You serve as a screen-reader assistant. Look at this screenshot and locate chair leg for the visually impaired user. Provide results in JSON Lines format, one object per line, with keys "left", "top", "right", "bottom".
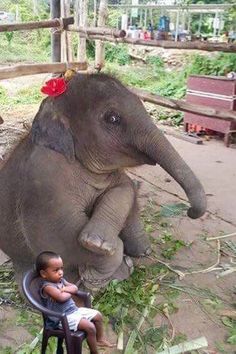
{"left": 56, "top": 338, "right": 64, "bottom": 354}
{"left": 41, "top": 331, "right": 49, "bottom": 354}
{"left": 73, "top": 338, "right": 83, "bottom": 354}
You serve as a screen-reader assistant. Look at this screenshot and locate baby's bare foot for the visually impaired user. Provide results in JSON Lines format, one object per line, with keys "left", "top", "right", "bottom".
{"left": 97, "top": 339, "right": 116, "bottom": 348}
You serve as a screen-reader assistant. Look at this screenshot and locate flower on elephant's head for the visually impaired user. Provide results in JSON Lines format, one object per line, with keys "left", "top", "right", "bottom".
{"left": 41, "top": 78, "right": 67, "bottom": 97}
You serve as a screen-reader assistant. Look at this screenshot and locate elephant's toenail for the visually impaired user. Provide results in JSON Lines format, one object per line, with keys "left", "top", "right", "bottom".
{"left": 145, "top": 247, "right": 152, "bottom": 256}
{"left": 82, "top": 234, "right": 103, "bottom": 248}
{"left": 102, "top": 242, "right": 115, "bottom": 255}
{"left": 124, "top": 255, "right": 133, "bottom": 268}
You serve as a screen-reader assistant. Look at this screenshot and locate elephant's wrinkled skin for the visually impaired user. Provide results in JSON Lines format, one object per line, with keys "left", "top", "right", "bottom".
{"left": 0, "top": 74, "right": 206, "bottom": 290}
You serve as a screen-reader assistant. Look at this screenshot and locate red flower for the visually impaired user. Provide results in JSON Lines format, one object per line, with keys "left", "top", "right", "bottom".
{"left": 41, "top": 78, "right": 67, "bottom": 97}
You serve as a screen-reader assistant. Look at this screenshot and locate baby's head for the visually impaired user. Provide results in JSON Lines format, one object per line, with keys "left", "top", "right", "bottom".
{"left": 35, "top": 251, "right": 64, "bottom": 283}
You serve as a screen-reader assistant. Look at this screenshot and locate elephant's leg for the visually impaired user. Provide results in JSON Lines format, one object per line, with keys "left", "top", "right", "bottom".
{"left": 79, "top": 181, "right": 135, "bottom": 256}
{"left": 13, "top": 258, "right": 35, "bottom": 293}
{"left": 119, "top": 198, "right": 151, "bottom": 257}
{"left": 78, "top": 238, "right": 133, "bottom": 291}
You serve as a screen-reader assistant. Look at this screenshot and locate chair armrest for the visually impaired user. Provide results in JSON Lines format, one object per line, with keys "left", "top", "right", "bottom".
{"left": 75, "top": 290, "right": 91, "bottom": 308}
{"left": 24, "top": 289, "right": 66, "bottom": 320}
{"left": 39, "top": 306, "right": 66, "bottom": 320}
{"left": 41, "top": 307, "right": 71, "bottom": 339}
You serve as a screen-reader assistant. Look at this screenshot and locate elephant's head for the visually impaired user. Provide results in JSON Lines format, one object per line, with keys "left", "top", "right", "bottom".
{"left": 31, "top": 73, "right": 206, "bottom": 219}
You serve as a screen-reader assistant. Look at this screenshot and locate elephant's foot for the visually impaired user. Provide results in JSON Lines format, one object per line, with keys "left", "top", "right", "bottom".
{"left": 123, "top": 235, "right": 152, "bottom": 257}
{"left": 79, "top": 232, "right": 116, "bottom": 255}
{"left": 13, "top": 261, "right": 33, "bottom": 294}
{"left": 78, "top": 255, "right": 133, "bottom": 294}
{"left": 76, "top": 278, "right": 102, "bottom": 295}
{"left": 112, "top": 255, "right": 134, "bottom": 280}
{"left": 78, "top": 268, "right": 113, "bottom": 294}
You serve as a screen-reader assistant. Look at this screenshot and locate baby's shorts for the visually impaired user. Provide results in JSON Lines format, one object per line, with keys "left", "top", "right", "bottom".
{"left": 59, "top": 308, "right": 99, "bottom": 331}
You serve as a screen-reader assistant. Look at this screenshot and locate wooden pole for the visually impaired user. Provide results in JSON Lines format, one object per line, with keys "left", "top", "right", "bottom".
{"left": 129, "top": 87, "right": 236, "bottom": 122}
{"left": 144, "top": 9, "right": 147, "bottom": 28}
{"left": 60, "top": 0, "right": 73, "bottom": 62}
{"left": 51, "top": 0, "right": 61, "bottom": 63}
{"left": 61, "top": 0, "right": 66, "bottom": 62}
{"left": 150, "top": 8, "right": 153, "bottom": 25}
{"left": 0, "top": 62, "right": 87, "bottom": 80}
{"left": 182, "top": 9, "right": 186, "bottom": 31}
{"left": 94, "top": 0, "right": 97, "bottom": 26}
{"left": 0, "top": 17, "right": 74, "bottom": 32}
{"left": 77, "top": 0, "right": 88, "bottom": 67}
{"left": 198, "top": 13, "right": 202, "bottom": 34}
{"left": 175, "top": 9, "right": 180, "bottom": 42}
{"left": 82, "top": 34, "right": 236, "bottom": 53}
{"left": 95, "top": 0, "right": 108, "bottom": 70}
{"left": 213, "top": 11, "right": 218, "bottom": 37}
{"left": 69, "top": 26, "right": 126, "bottom": 38}
{"left": 65, "top": 0, "right": 73, "bottom": 62}
{"left": 187, "top": 13, "right": 191, "bottom": 33}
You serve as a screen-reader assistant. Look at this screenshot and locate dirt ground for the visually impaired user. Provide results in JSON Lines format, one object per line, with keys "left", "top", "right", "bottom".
{"left": 0, "top": 74, "right": 236, "bottom": 353}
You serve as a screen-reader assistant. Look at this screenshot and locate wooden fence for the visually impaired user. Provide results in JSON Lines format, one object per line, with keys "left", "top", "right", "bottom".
{"left": 0, "top": 0, "right": 236, "bottom": 123}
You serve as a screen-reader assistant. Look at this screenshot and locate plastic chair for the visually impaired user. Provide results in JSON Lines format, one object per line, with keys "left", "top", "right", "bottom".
{"left": 22, "top": 269, "right": 91, "bottom": 354}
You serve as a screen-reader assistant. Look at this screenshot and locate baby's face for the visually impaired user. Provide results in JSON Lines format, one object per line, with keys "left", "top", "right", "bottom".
{"left": 41, "top": 257, "right": 64, "bottom": 283}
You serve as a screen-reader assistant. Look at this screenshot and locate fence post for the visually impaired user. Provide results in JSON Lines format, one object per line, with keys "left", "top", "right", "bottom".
{"left": 95, "top": 0, "right": 108, "bottom": 70}
{"left": 76, "top": 0, "right": 88, "bottom": 67}
{"left": 61, "top": 0, "right": 73, "bottom": 62}
{"left": 51, "top": 0, "right": 61, "bottom": 62}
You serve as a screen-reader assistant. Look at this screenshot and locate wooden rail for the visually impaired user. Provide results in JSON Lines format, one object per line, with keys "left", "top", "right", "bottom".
{"left": 81, "top": 34, "right": 236, "bottom": 53}
{"left": 0, "top": 62, "right": 87, "bottom": 80}
{"left": 0, "top": 17, "right": 74, "bottom": 33}
{"left": 69, "top": 26, "right": 126, "bottom": 38}
{"left": 130, "top": 87, "right": 236, "bottom": 122}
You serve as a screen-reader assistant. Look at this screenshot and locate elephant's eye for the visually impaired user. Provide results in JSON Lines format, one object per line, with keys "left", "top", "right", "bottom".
{"left": 104, "top": 111, "right": 121, "bottom": 125}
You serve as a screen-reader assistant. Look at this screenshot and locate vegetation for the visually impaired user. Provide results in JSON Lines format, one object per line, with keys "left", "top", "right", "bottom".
{"left": 1, "top": 201, "right": 235, "bottom": 353}
{"left": 104, "top": 49, "right": 236, "bottom": 97}
{"left": 0, "top": 83, "right": 43, "bottom": 107}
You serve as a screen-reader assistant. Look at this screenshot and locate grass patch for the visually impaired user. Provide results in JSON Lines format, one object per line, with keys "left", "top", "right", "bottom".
{"left": 0, "top": 31, "right": 50, "bottom": 63}
{"left": 141, "top": 199, "right": 164, "bottom": 234}
{"left": 141, "top": 199, "right": 188, "bottom": 260}
{"left": 159, "top": 232, "right": 187, "bottom": 260}
{"left": 221, "top": 317, "right": 236, "bottom": 345}
{"left": 93, "top": 264, "right": 181, "bottom": 352}
{"left": 0, "top": 83, "right": 43, "bottom": 107}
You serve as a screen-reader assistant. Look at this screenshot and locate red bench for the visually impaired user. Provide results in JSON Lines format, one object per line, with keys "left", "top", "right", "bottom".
{"left": 184, "top": 75, "right": 236, "bottom": 146}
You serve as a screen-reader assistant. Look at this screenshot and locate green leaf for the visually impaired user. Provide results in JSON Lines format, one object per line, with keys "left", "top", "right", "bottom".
{"left": 159, "top": 203, "right": 188, "bottom": 217}
{"left": 221, "top": 316, "right": 234, "bottom": 328}
{"left": 227, "top": 334, "right": 236, "bottom": 345}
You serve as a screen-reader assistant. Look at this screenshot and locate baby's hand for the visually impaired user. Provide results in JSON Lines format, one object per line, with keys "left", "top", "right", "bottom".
{"left": 60, "top": 287, "right": 65, "bottom": 292}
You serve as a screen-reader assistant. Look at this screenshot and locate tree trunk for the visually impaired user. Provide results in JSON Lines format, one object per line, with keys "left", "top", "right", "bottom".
{"left": 95, "top": 0, "right": 108, "bottom": 70}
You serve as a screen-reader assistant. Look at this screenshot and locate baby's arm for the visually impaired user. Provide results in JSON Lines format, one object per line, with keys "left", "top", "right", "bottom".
{"left": 61, "top": 279, "right": 78, "bottom": 294}
{"left": 43, "top": 285, "right": 72, "bottom": 302}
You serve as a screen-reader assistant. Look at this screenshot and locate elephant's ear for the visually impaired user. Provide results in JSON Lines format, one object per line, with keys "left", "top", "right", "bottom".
{"left": 31, "top": 99, "right": 75, "bottom": 162}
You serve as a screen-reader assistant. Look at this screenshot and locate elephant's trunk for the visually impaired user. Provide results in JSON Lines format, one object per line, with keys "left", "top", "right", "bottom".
{"left": 138, "top": 128, "right": 207, "bottom": 219}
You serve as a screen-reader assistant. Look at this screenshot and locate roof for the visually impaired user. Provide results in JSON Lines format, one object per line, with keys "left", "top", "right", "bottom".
{"left": 108, "top": 3, "right": 233, "bottom": 14}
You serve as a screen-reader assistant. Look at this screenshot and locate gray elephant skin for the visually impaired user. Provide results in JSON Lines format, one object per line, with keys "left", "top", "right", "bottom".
{"left": 0, "top": 73, "right": 206, "bottom": 290}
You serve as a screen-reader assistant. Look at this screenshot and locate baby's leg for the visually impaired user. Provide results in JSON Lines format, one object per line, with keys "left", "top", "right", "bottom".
{"left": 78, "top": 319, "right": 98, "bottom": 354}
{"left": 92, "top": 313, "right": 116, "bottom": 348}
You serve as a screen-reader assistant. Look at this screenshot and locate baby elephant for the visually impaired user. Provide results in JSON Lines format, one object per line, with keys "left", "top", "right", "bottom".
{"left": 0, "top": 73, "right": 206, "bottom": 291}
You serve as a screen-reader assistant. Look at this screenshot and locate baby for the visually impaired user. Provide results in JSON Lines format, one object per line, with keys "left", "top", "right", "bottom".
{"left": 36, "top": 251, "right": 115, "bottom": 354}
